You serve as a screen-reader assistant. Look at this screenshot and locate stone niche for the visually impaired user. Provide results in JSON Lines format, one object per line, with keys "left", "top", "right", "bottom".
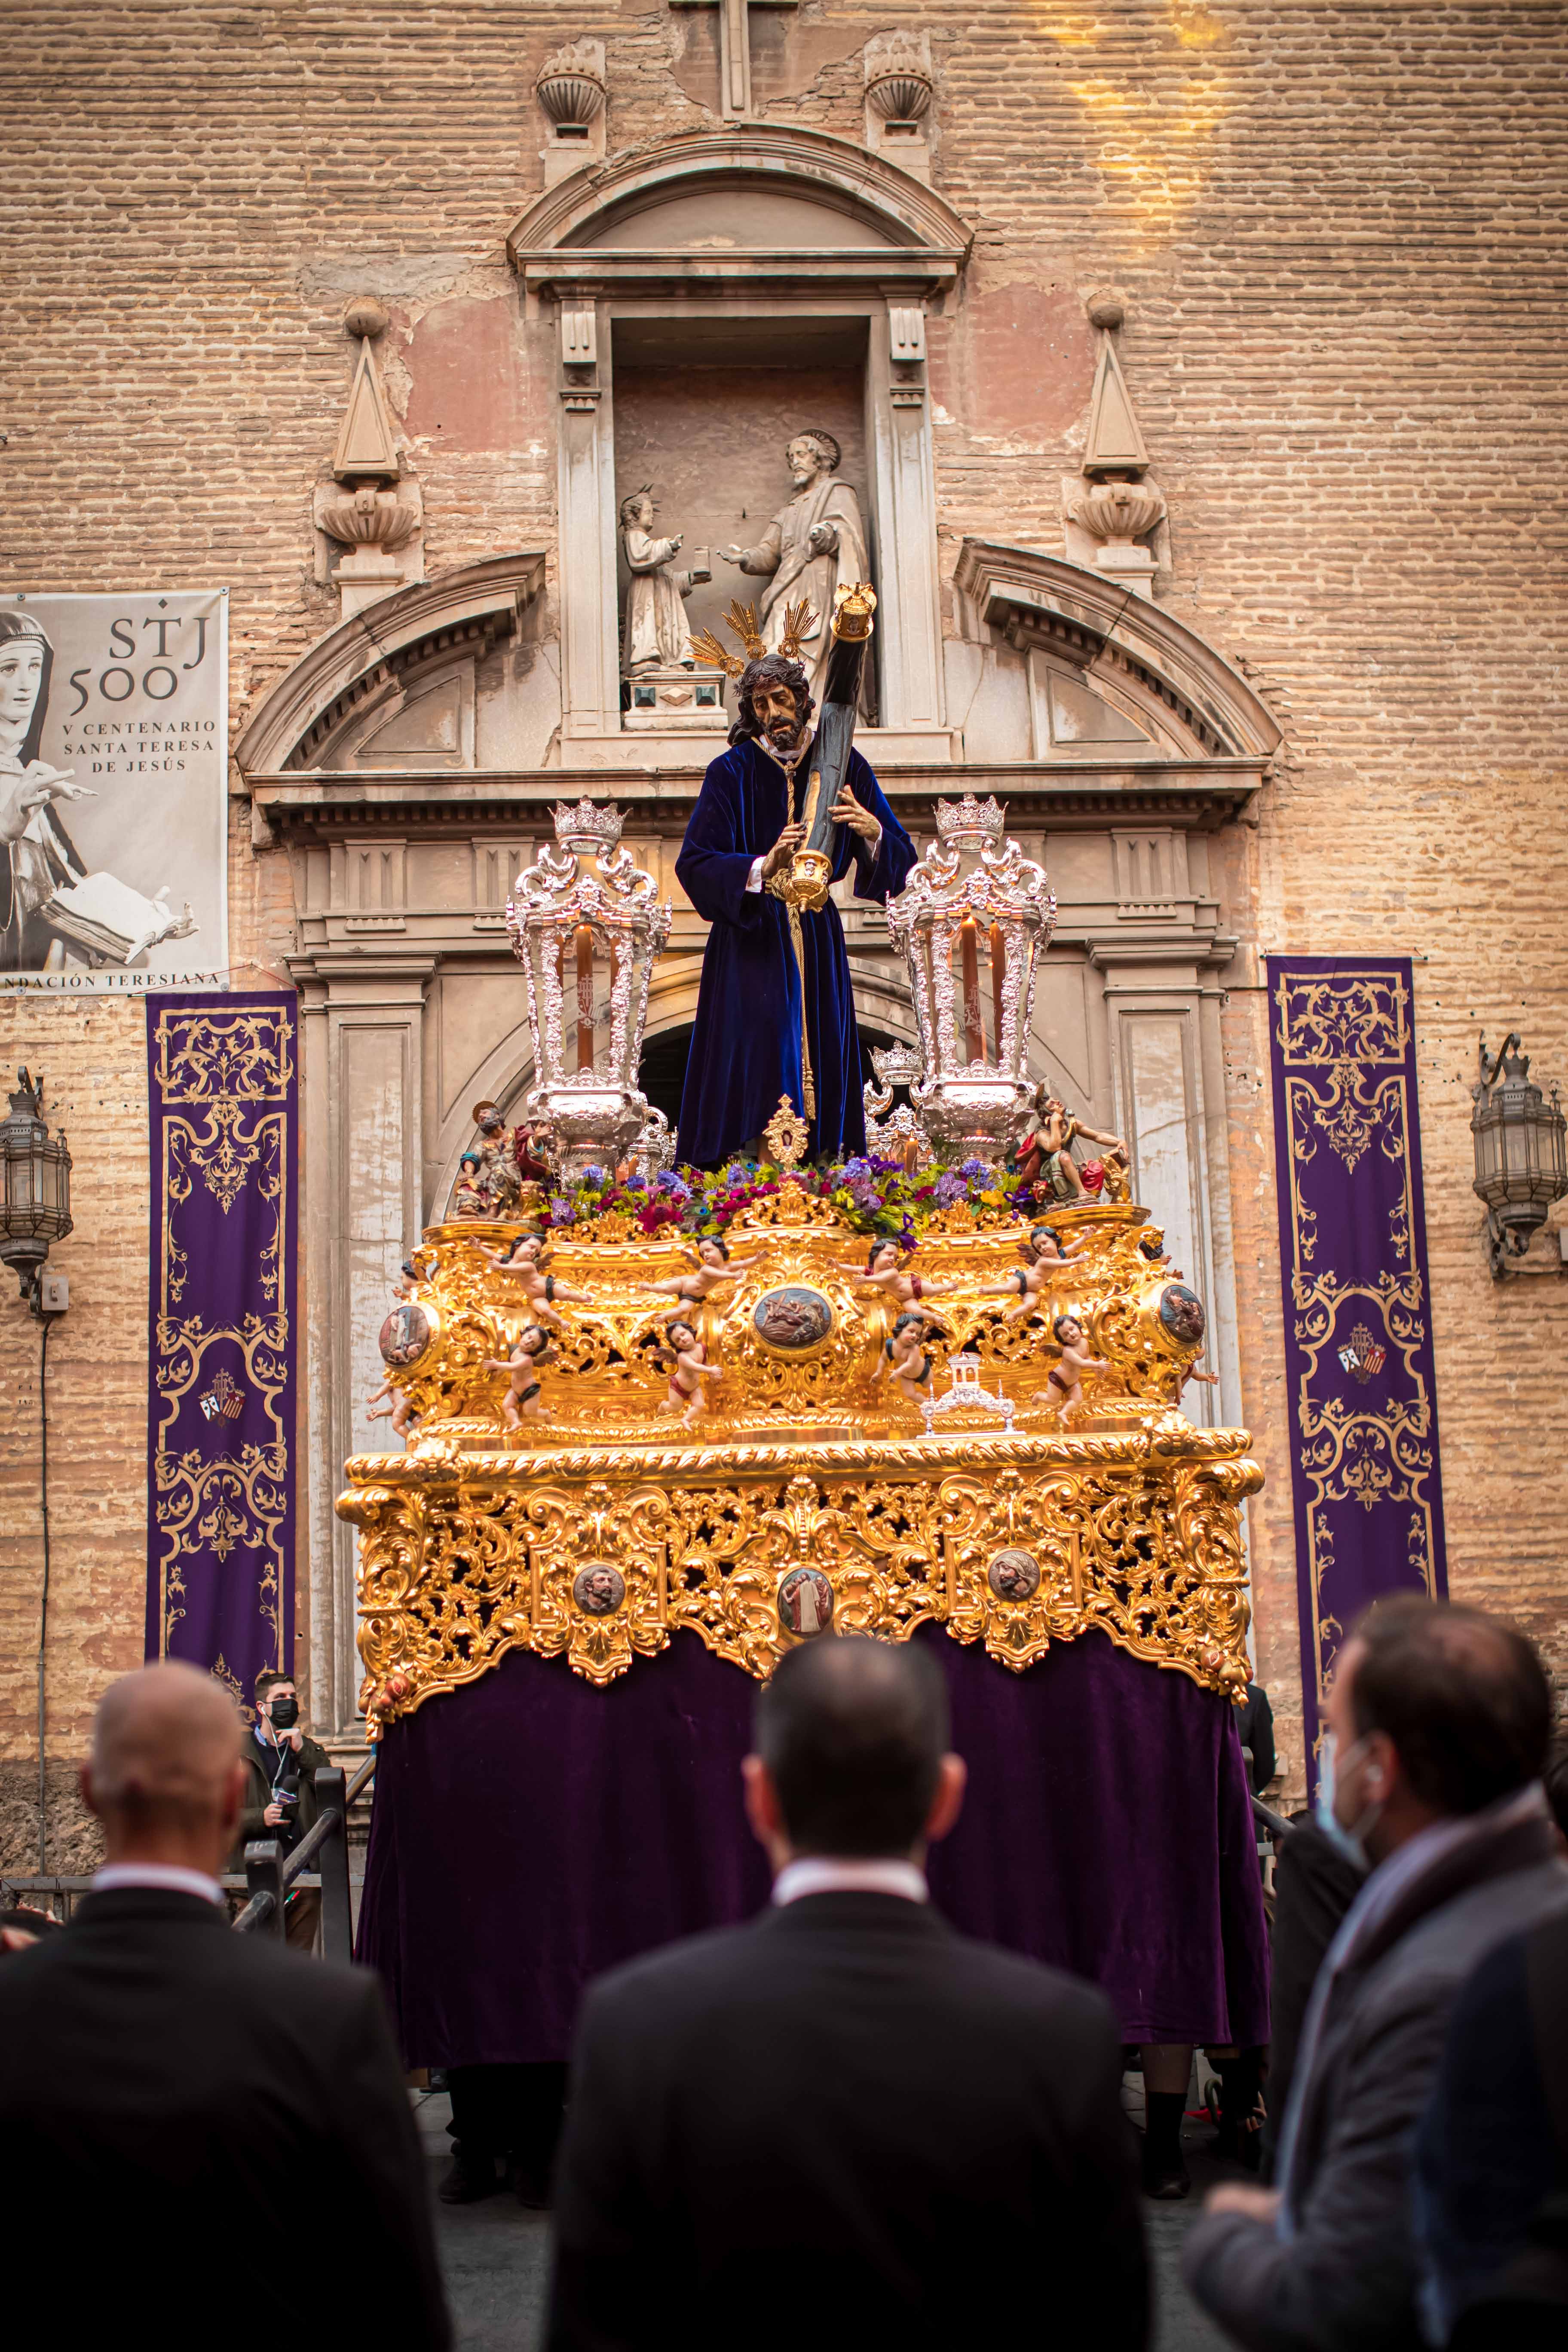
{"left": 507, "top": 124, "right": 972, "bottom": 763}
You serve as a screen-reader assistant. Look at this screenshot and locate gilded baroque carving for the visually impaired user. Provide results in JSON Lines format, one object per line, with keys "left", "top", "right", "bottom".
{"left": 340, "top": 1189, "right": 1259, "bottom": 1729}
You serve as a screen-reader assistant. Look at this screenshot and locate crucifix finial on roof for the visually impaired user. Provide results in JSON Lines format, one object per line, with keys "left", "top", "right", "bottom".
{"left": 670, "top": 0, "right": 799, "bottom": 122}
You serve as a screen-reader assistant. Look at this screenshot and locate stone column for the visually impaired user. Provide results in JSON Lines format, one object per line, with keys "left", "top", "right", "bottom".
{"left": 556, "top": 298, "right": 620, "bottom": 742}
{"left": 291, "top": 951, "right": 437, "bottom": 1733}
{"left": 867, "top": 300, "right": 945, "bottom": 731}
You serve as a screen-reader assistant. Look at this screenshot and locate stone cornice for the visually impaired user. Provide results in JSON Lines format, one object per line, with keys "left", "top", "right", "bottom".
{"left": 247, "top": 758, "right": 1265, "bottom": 847}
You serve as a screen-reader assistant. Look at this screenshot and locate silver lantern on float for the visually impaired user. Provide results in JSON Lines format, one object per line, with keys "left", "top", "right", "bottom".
{"left": 506, "top": 800, "right": 671, "bottom": 1180}
{"left": 885, "top": 795, "right": 1056, "bottom": 1164}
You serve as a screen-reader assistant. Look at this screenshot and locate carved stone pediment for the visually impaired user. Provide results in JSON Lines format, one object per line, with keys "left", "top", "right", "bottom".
{"left": 235, "top": 553, "right": 545, "bottom": 776}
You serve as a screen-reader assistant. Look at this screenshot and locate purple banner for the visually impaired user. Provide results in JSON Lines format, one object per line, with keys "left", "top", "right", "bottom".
{"left": 145, "top": 993, "right": 297, "bottom": 1709}
{"left": 1267, "top": 958, "right": 1448, "bottom": 1790}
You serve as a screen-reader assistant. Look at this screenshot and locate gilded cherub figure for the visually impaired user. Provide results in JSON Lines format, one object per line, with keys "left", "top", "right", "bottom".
{"left": 850, "top": 1237, "right": 962, "bottom": 1325}
{"left": 481, "top": 1323, "right": 553, "bottom": 1430}
{"left": 1046, "top": 1313, "right": 1107, "bottom": 1413}
{"left": 487, "top": 1232, "right": 590, "bottom": 1328}
{"left": 650, "top": 1233, "right": 766, "bottom": 1307}
{"left": 365, "top": 1379, "right": 419, "bottom": 1446}
{"left": 991, "top": 1221, "right": 1088, "bottom": 1321}
{"left": 875, "top": 1311, "right": 936, "bottom": 1406}
{"left": 657, "top": 1315, "right": 722, "bottom": 1430}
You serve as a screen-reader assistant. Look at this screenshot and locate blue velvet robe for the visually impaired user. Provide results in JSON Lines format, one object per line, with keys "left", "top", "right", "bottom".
{"left": 676, "top": 738, "right": 915, "bottom": 1167}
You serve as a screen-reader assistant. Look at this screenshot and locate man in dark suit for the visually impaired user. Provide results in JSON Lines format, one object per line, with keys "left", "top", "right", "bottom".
{"left": 548, "top": 1635, "right": 1148, "bottom": 2351}
{"left": 0, "top": 1661, "right": 450, "bottom": 2346}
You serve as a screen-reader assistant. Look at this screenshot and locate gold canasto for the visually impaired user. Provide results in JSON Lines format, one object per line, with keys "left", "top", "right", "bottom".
{"left": 339, "top": 1186, "right": 1260, "bottom": 1734}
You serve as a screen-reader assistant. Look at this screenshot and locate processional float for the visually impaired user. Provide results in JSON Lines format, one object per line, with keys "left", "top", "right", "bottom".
{"left": 340, "top": 594, "right": 1259, "bottom": 1733}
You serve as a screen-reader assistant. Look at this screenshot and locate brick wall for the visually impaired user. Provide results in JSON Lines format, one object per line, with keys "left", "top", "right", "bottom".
{"left": 3, "top": 3, "right": 1565, "bottom": 1794}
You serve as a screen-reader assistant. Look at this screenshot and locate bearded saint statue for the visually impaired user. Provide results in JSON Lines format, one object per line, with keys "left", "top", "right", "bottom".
{"left": 717, "top": 430, "right": 871, "bottom": 710}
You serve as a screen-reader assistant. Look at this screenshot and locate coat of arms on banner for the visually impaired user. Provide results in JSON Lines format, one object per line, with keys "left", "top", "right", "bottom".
{"left": 1337, "top": 1324, "right": 1387, "bottom": 1384}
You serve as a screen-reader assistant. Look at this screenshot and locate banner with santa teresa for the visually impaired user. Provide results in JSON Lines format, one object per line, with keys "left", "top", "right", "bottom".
{"left": 0, "top": 590, "right": 227, "bottom": 989}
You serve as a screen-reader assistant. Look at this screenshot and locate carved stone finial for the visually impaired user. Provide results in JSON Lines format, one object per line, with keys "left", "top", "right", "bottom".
{"left": 864, "top": 29, "right": 934, "bottom": 178}
{"left": 536, "top": 40, "right": 607, "bottom": 125}
{"left": 343, "top": 295, "right": 389, "bottom": 340}
{"left": 1081, "top": 336, "right": 1150, "bottom": 478}
{"left": 332, "top": 337, "right": 401, "bottom": 482}
{"left": 1087, "top": 297, "right": 1125, "bottom": 331}
{"left": 865, "top": 36, "right": 933, "bottom": 123}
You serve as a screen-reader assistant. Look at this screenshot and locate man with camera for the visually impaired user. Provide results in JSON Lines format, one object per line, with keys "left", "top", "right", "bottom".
{"left": 231, "top": 1669, "right": 331, "bottom": 1950}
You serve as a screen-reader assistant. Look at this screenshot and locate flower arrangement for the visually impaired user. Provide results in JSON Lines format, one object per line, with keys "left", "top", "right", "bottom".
{"left": 537, "top": 1151, "right": 1038, "bottom": 1240}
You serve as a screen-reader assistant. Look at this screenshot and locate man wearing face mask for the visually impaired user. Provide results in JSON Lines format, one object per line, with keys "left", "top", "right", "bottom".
{"left": 231, "top": 1670, "right": 332, "bottom": 1951}
{"left": 1184, "top": 1595, "right": 1568, "bottom": 2352}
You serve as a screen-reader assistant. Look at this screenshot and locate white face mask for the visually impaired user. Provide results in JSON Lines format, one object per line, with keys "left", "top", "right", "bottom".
{"left": 1315, "top": 1728, "right": 1379, "bottom": 1871}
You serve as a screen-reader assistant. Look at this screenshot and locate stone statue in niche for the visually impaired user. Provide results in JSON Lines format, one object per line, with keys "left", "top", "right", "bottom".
{"left": 619, "top": 487, "right": 709, "bottom": 674}
{"left": 718, "top": 431, "right": 870, "bottom": 704}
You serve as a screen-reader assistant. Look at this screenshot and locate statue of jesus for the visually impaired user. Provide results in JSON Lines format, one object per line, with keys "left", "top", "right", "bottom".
{"left": 717, "top": 431, "right": 870, "bottom": 708}
{"left": 675, "top": 628, "right": 914, "bottom": 1170}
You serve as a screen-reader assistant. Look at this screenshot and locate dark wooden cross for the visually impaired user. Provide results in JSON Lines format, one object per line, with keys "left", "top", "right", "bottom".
{"left": 670, "top": 0, "right": 798, "bottom": 121}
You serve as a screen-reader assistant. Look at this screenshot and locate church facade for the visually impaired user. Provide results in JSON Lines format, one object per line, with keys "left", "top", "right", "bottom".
{"left": 2, "top": 1, "right": 1565, "bottom": 1853}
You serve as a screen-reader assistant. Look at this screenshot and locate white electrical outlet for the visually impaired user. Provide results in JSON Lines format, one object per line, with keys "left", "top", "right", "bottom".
{"left": 38, "top": 1273, "right": 69, "bottom": 1314}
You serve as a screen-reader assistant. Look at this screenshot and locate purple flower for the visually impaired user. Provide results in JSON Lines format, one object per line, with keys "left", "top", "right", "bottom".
{"left": 842, "top": 1157, "right": 872, "bottom": 1182}
{"left": 580, "top": 1164, "right": 609, "bottom": 1189}
{"left": 548, "top": 1194, "right": 575, "bottom": 1225}
{"left": 847, "top": 1176, "right": 881, "bottom": 1209}
{"left": 655, "top": 1170, "right": 690, "bottom": 1198}
{"left": 958, "top": 1156, "right": 990, "bottom": 1180}
{"left": 934, "top": 1171, "right": 967, "bottom": 1207}
{"left": 622, "top": 1172, "right": 647, "bottom": 1193}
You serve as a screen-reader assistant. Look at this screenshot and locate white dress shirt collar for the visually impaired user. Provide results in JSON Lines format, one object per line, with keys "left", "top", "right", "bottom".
{"left": 92, "top": 1862, "right": 225, "bottom": 1907}
{"left": 772, "top": 1856, "right": 928, "bottom": 1907}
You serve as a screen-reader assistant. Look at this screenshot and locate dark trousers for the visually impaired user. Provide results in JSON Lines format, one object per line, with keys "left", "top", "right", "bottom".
{"left": 447, "top": 2061, "right": 567, "bottom": 2177}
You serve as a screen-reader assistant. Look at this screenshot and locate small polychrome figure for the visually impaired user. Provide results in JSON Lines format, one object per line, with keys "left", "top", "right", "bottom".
{"left": 391, "top": 1256, "right": 423, "bottom": 1302}
{"left": 1017, "top": 1092, "right": 1128, "bottom": 1202}
{"left": 365, "top": 1380, "right": 419, "bottom": 1446}
{"left": 450, "top": 1152, "right": 489, "bottom": 1219}
{"left": 851, "top": 1237, "right": 960, "bottom": 1323}
{"left": 1046, "top": 1313, "right": 1107, "bottom": 1413}
{"left": 1179, "top": 1354, "right": 1221, "bottom": 1402}
{"left": 876, "top": 1311, "right": 935, "bottom": 1406}
{"left": 487, "top": 1232, "right": 589, "bottom": 1327}
{"left": 481, "top": 1324, "right": 553, "bottom": 1430}
{"left": 658, "top": 1316, "right": 721, "bottom": 1430}
{"left": 651, "top": 1234, "right": 765, "bottom": 1306}
{"left": 994, "top": 1222, "right": 1087, "bottom": 1320}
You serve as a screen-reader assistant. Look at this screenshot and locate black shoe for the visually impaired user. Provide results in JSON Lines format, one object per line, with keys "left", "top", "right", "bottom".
{"left": 512, "top": 2162, "right": 553, "bottom": 2211}
{"left": 1141, "top": 2144, "right": 1191, "bottom": 2200}
{"left": 439, "top": 2151, "right": 501, "bottom": 2205}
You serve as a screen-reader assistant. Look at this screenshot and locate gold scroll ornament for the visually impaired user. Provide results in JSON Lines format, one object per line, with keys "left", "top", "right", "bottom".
{"left": 338, "top": 1191, "right": 1262, "bottom": 1732}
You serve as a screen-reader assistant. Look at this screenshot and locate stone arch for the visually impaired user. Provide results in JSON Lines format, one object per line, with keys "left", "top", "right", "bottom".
{"left": 506, "top": 124, "right": 973, "bottom": 286}
{"left": 953, "top": 539, "right": 1282, "bottom": 763}
{"left": 234, "top": 553, "right": 545, "bottom": 776}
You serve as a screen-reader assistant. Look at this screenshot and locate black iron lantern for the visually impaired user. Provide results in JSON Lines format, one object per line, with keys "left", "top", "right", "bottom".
{"left": 0, "top": 1069, "right": 73, "bottom": 1307}
{"left": 1470, "top": 1033, "right": 1568, "bottom": 1277}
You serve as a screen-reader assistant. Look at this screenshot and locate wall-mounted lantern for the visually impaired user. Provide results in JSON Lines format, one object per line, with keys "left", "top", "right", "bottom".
{"left": 1470, "top": 1033, "right": 1568, "bottom": 1277}
{"left": 0, "top": 1069, "right": 73, "bottom": 1314}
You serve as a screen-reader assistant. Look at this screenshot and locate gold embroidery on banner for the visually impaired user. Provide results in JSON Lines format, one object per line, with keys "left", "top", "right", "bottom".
{"left": 152, "top": 1008, "right": 294, "bottom": 1672}
{"left": 1274, "top": 969, "right": 1440, "bottom": 1710}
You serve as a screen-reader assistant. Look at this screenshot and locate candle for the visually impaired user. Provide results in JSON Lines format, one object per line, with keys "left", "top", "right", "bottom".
{"left": 960, "top": 917, "right": 984, "bottom": 1065}
{"left": 575, "top": 925, "right": 594, "bottom": 1074}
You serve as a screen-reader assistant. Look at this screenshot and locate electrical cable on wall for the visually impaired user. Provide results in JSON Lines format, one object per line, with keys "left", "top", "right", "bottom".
{"left": 36, "top": 1314, "right": 52, "bottom": 1876}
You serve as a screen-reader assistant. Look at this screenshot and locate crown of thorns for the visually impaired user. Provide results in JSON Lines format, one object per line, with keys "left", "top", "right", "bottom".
{"left": 688, "top": 597, "right": 816, "bottom": 679}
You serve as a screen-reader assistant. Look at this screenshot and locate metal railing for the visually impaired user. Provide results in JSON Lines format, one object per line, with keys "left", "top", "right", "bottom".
{"left": 3, "top": 1752, "right": 377, "bottom": 1960}
{"left": 233, "top": 1753, "right": 377, "bottom": 1959}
